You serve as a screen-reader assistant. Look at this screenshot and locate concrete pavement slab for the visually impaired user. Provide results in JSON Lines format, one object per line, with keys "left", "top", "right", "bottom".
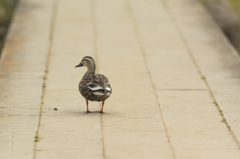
{"left": 0, "top": 0, "right": 53, "bottom": 158}
{"left": 1, "top": 0, "right": 240, "bottom": 158}
{"left": 34, "top": 0, "right": 103, "bottom": 158}
{"left": 95, "top": 0, "right": 174, "bottom": 158}
{"left": 165, "top": 0, "right": 240, "bottom": 146}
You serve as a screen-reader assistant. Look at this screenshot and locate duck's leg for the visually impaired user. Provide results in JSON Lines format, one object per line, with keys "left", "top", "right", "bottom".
{"left": 100, "top": 101, "right": 105, "bottom": 113}
{"left": 85, "top": 100, "right": 93, "bottom": 113}
{"left": 92, "top": 101, "right": 105, "bottom": 113}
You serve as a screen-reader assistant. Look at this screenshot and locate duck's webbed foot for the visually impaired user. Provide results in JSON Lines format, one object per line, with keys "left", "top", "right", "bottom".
{"left": 91, "top": 111, "right": 105, "bottom": 114}
{"left": 84, "top": 110, "right": 94, "bottom": 113}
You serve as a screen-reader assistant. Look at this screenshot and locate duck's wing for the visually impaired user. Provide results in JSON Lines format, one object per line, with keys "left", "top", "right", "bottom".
{"left": 86, "top": 74, "right": 112, "bottom": 96}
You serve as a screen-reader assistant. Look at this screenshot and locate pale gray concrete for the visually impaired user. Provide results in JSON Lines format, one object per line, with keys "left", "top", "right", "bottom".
{"left": 0, "top": 0, "right": 240, "bottom": 159}
{"left": 0, "top": 0, "right": 53, "bottom": 158}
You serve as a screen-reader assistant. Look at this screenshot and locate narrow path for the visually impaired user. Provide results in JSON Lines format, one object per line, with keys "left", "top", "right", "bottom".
{"left": 0, "top": 0, "right": 54, "bottom": 158}
{"left": 33, "top": 0, "right": 58, "bottom": 158}
{"left": 161, "top": 0, "right": 240, "bottom": 149}
{"left": 126, "top": 1, "right": 176, "bottom": 158}
{"left": 90, "top": 0, "right": 107, "bottom": 158}
{"left": 34, "top": 0, "right": 103, "bottom": 158}
{"left": 0, "top": 0, "right": 240, "bottom": 159}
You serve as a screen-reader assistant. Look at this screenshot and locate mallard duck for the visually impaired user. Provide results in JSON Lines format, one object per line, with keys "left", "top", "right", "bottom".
{"left": 74, "top": 56, "right": 112, "bottom": 113}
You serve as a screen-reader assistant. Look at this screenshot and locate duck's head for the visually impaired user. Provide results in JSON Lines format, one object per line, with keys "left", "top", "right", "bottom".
{"left": 75, "top": 56, "right": 96, "bottom": 72}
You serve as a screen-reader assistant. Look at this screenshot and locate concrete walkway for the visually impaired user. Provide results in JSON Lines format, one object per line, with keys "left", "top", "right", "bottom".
{"left": 0, "top": 0, "right": 240, "bottom": 158}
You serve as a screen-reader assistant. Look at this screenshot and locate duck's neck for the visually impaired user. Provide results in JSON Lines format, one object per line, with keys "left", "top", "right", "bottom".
{"left": 86, "top": 63, "right": 96, "bottom": 74}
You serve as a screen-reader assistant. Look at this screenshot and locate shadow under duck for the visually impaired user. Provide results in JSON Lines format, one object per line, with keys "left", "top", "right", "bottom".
{"left": 75, "top": 56, "right": 112, "bottom": 113}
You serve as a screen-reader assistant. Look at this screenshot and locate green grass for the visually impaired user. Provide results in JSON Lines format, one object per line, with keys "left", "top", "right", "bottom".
{"left": 213, "top": 101, "right": 231, "bottom": 131}
{"left": 229, "top": 0, "right": 240, "bottom": 17}
{"left": 201, "top": 0, "right": 240, "bottom": 54}
{"left": 0, "top": 0, "right": 17, "bottom": 53}
{"left": 0, "top": 0, "right": 14, "bottom": 16}
{"left": 227, "top": 0, "right": 240, "bottom": 53}
{"left": 201, "top": 0, "right": 240, "bottom": 21}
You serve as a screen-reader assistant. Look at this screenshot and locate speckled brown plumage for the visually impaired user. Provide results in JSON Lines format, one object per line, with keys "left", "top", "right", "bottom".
{"left": 75, "top": 56, "right": 112, "bottom": 113}
{"left": 79, "top": 73, "right": 111, "bottom": 102}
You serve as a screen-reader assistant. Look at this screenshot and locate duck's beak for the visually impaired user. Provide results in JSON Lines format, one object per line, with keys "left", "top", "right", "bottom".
{"left": 74, "top": 63, "right": 83, "bottom": 68}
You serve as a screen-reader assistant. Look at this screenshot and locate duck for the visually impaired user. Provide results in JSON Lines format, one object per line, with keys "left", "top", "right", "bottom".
{"left": 74, "top": 56, "right": 112, "bottom": 113}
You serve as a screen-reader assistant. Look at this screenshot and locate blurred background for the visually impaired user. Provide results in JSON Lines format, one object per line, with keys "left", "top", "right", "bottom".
{"left": 0, "top": 0, "right": 240, "bottom": 56}
{"left": 202, "top": 0, "right": 240, "bottom": 54}
{"left": 0, "top": 0, "right": 17, "bottom": 53}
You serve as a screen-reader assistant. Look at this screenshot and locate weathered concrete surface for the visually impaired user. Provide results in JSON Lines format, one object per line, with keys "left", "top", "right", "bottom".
{"left": 95, "top": 0, "right": 173, "bottom": 158}
{"left": 35, "top": 0, "right": 103, "bottom": 158}
{"left": 0, "top": 0, "right": 53, "bottom": 158}
{"left": 130, "top": 0, "right": 240, "bottom": 158}
{"left": 0, "top": 0, "right": 240, "bottom": 159}
{"left": 165, "top": 0, "right": 240, "bottom": 146}
{"left": 157, "top": 90, "right": 240, "bottom": 158}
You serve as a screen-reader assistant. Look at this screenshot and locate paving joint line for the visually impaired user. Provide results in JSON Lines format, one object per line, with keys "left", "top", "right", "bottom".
{"left": 156, "top": 89, "right": 208, "bottom": 91}
{"left": 12, "top": 132, "right": 14, "bottom": 158}
{"left": 160, "top": 0, "right": 240, "bottom": 149}
{"left": 90, "top": 0, "right": 106, "bottom": 158}
{"left": 126, "top": 0, "right": 176, "bottom": 158}
{"left": 33, "top": 0, "right": 58, "bottom": 158}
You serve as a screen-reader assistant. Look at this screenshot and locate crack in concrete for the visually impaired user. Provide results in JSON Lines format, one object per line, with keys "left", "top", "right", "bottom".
{"left": 126, "top": 0, "right": 177, "bottom": 159}
{"left": 90, "top": 0, "right": 106, "bottom": 159}
{"left": 12, "top": 132, "right": 14, "bottom": 159}
{"left": 156, "top": 89, "right": 208, "bottom": 91}
{"left": 160, "top": 0, "right": 240, "bottom": 150}
{"left": 33, "top": 0, "right": 58, "bottom": 158}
